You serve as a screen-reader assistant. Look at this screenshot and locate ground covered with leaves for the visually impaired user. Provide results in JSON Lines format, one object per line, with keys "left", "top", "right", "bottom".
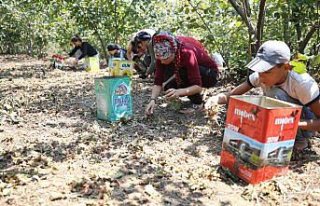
{"left": 0, "top": 55, "right": 320, "bottom": 206}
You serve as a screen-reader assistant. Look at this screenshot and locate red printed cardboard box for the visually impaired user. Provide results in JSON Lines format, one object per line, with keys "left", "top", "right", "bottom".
{"left": 220, "top": 95, "right": 302, "bottom": 184}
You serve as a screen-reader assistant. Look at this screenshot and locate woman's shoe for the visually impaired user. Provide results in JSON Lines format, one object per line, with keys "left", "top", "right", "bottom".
{"left": 179, "top": 103, "right": 204, "bottom": 114}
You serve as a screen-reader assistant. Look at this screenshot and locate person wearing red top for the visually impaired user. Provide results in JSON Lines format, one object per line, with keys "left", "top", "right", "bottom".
{"left": 176, "top": 36, "right": 209, "bottom": 54}
{"left": 145, "top": 32, "right": 219, "bottom": 115}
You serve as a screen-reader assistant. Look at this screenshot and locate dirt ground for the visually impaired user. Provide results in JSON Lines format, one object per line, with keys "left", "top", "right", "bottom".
{"left": 0, "top": 55, "right": 320, "bottom": 206}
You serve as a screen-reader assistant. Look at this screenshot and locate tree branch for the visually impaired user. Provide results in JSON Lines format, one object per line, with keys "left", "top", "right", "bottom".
{"left": 120, "top": 0, "right": 135, "bottom": 31}
{"left": 243, "top": 0, "right": 251, "bottom": 17}
{"left": 282, "top": 1, "right": 290, "bottom": 43}
{"left": 186, "top": 0, "right": 218, "bottom": 46}
{"left": 298, "top": 23, "right": 320, "bottom": 53}
{"left": 228, "top": 0, "right": 256, "bottom": 38}
{"left": 256, "top": 0, "right": 266, "bottom": 48}
{"left": 114, "top": 0, "right": 118, "bottom": 43}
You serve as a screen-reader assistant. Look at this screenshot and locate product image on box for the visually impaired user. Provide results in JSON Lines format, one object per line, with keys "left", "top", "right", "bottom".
{"left": 223, "top": 128, "right": 294, "bottom": 168}
{"left": 220, "top": 96, "right": 302, "bottom": 184}
{"left": 110, "top": 58, "right": 134, "bottom": 77}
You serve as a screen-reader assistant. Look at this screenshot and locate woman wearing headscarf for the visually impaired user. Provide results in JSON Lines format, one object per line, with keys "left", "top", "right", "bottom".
{"left": 127, "top": 29, "right": 156, "bottom": 77}
{"left": 145, "top": 32, "right": 219, "bottom": 115}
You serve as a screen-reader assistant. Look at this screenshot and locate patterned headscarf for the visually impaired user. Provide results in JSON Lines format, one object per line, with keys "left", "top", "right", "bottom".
{"left": 153, "top": 32, "right": 183, "bottom": 85}
{"left": 153, "top": 32, "right": 177, "bottom": 60}
{"left": 154, "top": 41, "right": 173, "bottom": 60}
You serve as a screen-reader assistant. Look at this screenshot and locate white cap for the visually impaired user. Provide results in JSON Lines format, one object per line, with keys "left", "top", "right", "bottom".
{"left": 246, "top": 40, "right": 291, "bottom": 72}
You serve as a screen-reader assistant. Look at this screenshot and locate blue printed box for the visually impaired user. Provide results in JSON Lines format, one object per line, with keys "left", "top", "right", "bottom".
{"left": 94, "top": 76, "right": 133, "bottom": 122}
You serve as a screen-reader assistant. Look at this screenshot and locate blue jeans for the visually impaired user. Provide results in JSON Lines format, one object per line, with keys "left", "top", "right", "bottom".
{"left": 265, "top": 87, "right": 315, "bottom": 141}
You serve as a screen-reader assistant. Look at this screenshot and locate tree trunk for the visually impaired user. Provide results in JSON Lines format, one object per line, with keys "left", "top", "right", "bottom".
{"left": 228, "top": 0, "right": 256, "bottom": 38}
{"left": 87, "top": 12, "right": 108, "bottom": 63}
{"left": 298, "top": 24, "right": 319, "bottom": 53}
{"left": 255, "top": 0, "right": 266, "bottom": 52}
{"left": 292, "top": 6, "right": 302, "bottom": 42}
{"left": 228, "top": 0, "right": 258, "bottom": 58}
{"left": 247, "top": 33, "right": 254, "bottom": 77}
{"left": 27, "top": 23, "right": 33, "bottom": 56}
{"left": 114, "top": 0, "right": 118, "bottom": 43}
{"left": 94, "top": 29, "right": 108, "bottom": 63}
{"left": 282, "top": 2, "right": 290, "bottom": 44}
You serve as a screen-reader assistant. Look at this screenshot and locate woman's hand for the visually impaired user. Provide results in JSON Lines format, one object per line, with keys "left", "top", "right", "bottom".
{"left": 145, "top": 85, "right": 162, "bottom": 116}
{"left": 164, "top": 88, "right": 182, "bottom": 100}
{"left": 65, "top": 57, "right": 78, "bottom": 66}
{"left": 145, "top": 100, "right": 156, "bottom": 116}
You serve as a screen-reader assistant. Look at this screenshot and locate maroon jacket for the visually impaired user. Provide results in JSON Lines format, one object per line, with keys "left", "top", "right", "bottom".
{"left": 154, "top": 41, "right": 218, "bottom": 87}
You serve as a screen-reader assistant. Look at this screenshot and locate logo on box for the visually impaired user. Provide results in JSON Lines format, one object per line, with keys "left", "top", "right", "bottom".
{"left": 234, "top": 108, "right": 256, "bottom": 121}
{"left": 274, "top": 117, "right": 294, "bottom": 125}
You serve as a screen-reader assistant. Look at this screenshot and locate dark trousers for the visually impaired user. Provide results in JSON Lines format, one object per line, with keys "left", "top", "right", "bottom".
{"left": 163, "top": 66, "right": 218, "bottom": 104}
{"left": 133, "top": 54, "right": 151, "bottom": 77}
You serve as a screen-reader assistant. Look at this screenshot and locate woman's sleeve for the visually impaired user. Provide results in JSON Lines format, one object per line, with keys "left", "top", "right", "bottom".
{"left": 68, "top": 47, "right": 77, "bottom": 57}
{"left": 154, "top": 61, "right": 165, "bottom": 86}
{"left": 182, "top": 50, "right": 202, "bottom": 86}
{"left": 147, "top": 43, "right": 156, "bottom": 74}
{"left": 77, "top": 43, "right": 88, "bottom": 60}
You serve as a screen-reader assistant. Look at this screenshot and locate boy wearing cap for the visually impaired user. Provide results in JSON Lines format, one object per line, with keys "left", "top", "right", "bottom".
{"left": 205, "top": 40, "right": 320, "bottom": 151}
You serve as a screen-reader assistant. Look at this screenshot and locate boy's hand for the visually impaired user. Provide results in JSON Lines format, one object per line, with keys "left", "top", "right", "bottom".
{"left": 205, "top": 94, "right": 227, "bottom": 110}
{"left": 298, "top": 120, "right": 309, "bottom": 130}
{"left": 65, "top": 57, "right": 78, "bottom": 66}
{"left": 164, "top": 88, "right": 181, "bottom": 100}
{"left": 205, "top": 96, "right": 219, "bottom": 110}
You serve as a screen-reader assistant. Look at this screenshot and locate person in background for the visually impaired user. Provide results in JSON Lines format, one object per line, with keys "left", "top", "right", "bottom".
{"left": 176, "top": 36, "right": 209, "bottom": 54}
{"left": 127, "top": 29, "right": 156, "bottom": 77}
{"left": 145, "top": 32, "right": 219, "bottom": 115}
{"left": 205, "top": 40, "right": 320, "bottom": 152}
{"left": 67, "top": 35, "right": 100, "bottom": 72}
{"left": 107, "top": 43, "right": 128, "bottom": 68}
{"left": 211, "top": 52, "right": 226, "bottom": 70}
{"left": 107, "top": 43, "right": 127, "bottom": 59}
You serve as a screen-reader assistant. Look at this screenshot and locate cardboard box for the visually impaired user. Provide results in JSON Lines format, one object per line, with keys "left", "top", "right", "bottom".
{"left": 110, "top": 58, "right": 134, "bottom": 77}
{"left": 220, "top": 96, "right": 302, "bottom": 184}
{"left": 85, "top": 55, "right": 100, "bottom": 73}
{"left": 95, "top": 76, "right": 133, "bottom": 122}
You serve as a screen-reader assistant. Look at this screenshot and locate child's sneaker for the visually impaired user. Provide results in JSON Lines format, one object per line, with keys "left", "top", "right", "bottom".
{"left": 293, "top": 138, "right": 310, "bottom": 152}
{"left": 291, "top": 138, "right": 314, "bottom": 161}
